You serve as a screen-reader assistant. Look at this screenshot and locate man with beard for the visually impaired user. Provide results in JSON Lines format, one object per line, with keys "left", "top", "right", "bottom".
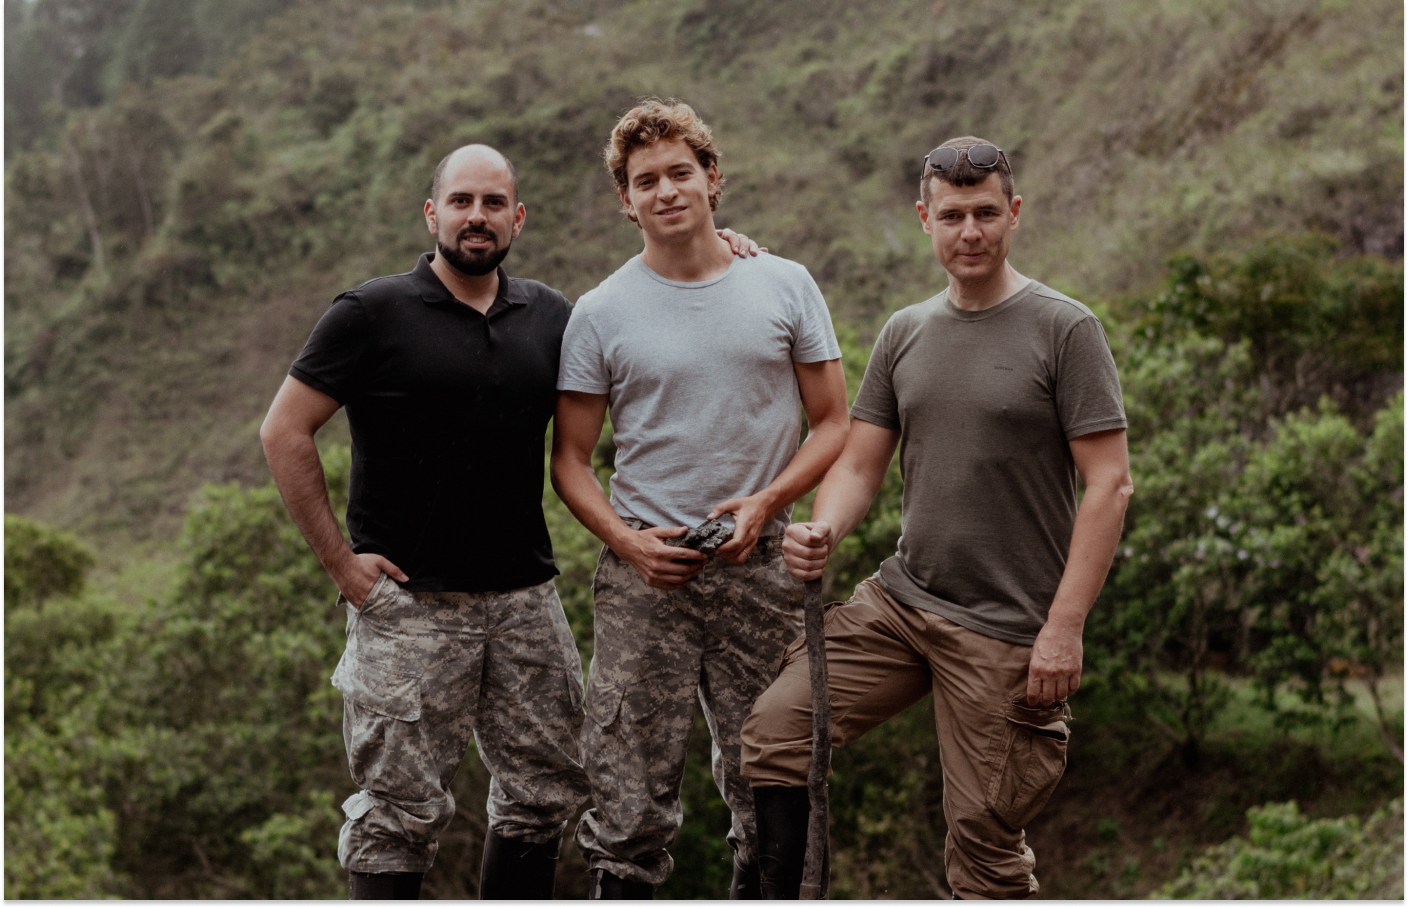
{"left": 260, "top": 144, "right": 760, "bottom": 900}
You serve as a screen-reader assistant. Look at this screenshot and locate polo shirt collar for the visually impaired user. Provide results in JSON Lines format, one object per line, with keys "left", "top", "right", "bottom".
{"left": 412, "top": 252, "right": 524, "bottom": 311}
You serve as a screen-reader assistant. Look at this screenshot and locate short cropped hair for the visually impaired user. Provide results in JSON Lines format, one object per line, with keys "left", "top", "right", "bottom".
{"left": 920, "top": 135, "right": 1014, "bottom": 206}
{"left": 431, "top": 145, "right": 519, "bottom": 204}
{"left": 605, "top": 98, "right": 726, "bottom": 223}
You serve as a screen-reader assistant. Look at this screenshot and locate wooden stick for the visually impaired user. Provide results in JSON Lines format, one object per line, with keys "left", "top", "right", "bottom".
{"left": 799, "top": 578, "right": 830, "bottom": 899}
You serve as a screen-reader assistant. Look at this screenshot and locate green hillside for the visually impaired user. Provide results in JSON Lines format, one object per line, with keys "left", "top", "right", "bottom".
{"left": 5, "top": 0, "right": 1402, "bottom": 544}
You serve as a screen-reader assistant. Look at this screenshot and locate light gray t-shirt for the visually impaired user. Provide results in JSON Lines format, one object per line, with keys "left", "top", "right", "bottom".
{"left": 852, "top": 280, "right": 1126, "bottom": 645}
{"left": 558, "top": 253, "right": 841, "bottom": 535}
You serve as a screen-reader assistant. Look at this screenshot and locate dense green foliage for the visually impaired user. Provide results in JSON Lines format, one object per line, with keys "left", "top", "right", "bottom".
{"left": 5, "top": 455, "right": 353, "bottom": 898}
{"left": 4, "top": 0, "right": 300, "bottom": 157}
{"left": 1089, "top": 237, "right": 1405, "bottom": 764}
{"left": 1154, "top": 798, "right": 1404, "bottom": 899}
{"left": 4, "top": 513, "right": 94, "bottom": 610}
{"left": 4, "top": 0, "right": 1402, "bottom": 900}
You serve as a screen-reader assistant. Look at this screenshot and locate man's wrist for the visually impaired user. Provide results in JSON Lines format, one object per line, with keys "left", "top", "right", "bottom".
{"left": 322, "top": 546, "right": 358, "bottom": 581}
{"left": 601, "top": 518, "right": 641, "bottom": 555}
{"left": 1043, "top": 603, "right": 1088, "bottom": 636}
{"left": 808, "top": 513, "right": 839, "bottom": 554}
{"left": 749, "top": 488, "right": 785, "bottom": 520}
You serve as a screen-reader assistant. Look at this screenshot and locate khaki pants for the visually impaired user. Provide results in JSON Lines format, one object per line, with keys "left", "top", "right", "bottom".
{"left": 333, "top": 576, "right": 590, "bottom": 874}
{"left": 575, "top": 537, "right": 804, "bottom": 887}
{"left": 740, "top": 578, "right": 1070, "bottom": 899}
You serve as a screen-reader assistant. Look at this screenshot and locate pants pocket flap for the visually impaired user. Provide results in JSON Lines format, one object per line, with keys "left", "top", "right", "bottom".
{"left": 1005, "top": 701, "right": 1071, "bottom": 741}
{"left": 586, "top": 680, "right": 626, "bottom": 728}
{"left": 334, "top": 658, "right": 423, "bottom": 722}
{"left": 342, "top": 790, "right": 380, "bottom": 821}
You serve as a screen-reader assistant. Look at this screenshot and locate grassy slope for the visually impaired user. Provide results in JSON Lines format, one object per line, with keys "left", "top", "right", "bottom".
{"left": 4, "top": 0, "right": 1402, "bottom": 551}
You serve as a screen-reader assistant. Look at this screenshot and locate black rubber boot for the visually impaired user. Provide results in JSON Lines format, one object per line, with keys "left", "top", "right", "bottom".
{"left": 730, "top": 854, "right": 761, "bottom": 899}
{"left": 349, "top": 870, "right": 423, "bottom": 900}
{"left": 479, "top": 828, "right": 562, "bottom": 900}
{"left": 589, "top": 868, "right": 654, "bottom": 899}
{"left": 752, "top": 785, "right": 810, "bottom": 900}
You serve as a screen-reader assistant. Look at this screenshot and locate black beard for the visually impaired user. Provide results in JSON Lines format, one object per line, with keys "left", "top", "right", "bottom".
{"left": 437, "top": 229, "right": 511, "bottom": 277}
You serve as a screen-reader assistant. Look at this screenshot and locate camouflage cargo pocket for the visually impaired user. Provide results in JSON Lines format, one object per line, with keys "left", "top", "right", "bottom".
{"left": 331, "top": 577, "right": 425, "bottom": 722}
{"left": 333, "top": 656, "right": 422, "bottom": 722}
{"left": 984, "top": 698, "right": 1071, "bottom": 829}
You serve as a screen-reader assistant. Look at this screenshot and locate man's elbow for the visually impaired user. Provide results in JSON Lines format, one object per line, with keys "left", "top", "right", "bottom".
{"left": 1113, "top": 472, "right": 1134, "bottom": 509}
{"left": 258, "top": 416, "right": 281, "bottom": 459}
{"left": 548, "top": 449, "right": 581, "bottom": 496}
{"left": 815, "top": 409, "right": 851, "bottom": 446}
{"left": 259, "top": 413, "right": 305, "bottom": 464}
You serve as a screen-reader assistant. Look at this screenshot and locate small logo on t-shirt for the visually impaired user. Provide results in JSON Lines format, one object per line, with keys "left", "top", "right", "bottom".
{"left": 994, "top": 365, "right": 1014, "bottom": 371}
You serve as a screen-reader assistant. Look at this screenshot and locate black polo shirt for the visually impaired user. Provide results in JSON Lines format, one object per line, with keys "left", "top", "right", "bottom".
{"left": 289, "top": 253, "right": 572, "bottom": 593}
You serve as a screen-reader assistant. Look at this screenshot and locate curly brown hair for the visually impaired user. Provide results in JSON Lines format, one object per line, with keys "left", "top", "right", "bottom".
{"left": 605, "top": 98, "right": 726, "bottom": 224}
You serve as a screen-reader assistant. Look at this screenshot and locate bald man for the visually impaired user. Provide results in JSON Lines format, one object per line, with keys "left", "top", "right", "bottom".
{"left": 261, "top": 145, "right": 760, "bottom": 899}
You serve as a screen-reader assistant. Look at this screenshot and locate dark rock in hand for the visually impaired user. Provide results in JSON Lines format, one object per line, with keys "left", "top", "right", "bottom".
{"left": 667, "top": 519, "right": 735, "bottom": 556}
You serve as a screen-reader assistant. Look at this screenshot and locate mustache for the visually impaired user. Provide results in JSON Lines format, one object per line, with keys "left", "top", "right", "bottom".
{"left": 458, "top": 225, "right": 498, "bottom": 243}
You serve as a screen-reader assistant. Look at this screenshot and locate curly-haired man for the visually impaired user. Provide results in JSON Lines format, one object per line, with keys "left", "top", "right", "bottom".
{"left": 551, "top": 99, "right": 850, "bottom": 899}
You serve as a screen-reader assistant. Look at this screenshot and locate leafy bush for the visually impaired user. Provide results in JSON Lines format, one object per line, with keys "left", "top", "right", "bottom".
{"left": 4, "top": 513, "right": 95, "bottom": 610}
{"left": 1090, "top": 238, "right": 1404, "bottom": 765}
{"left": 1155, "top": 798, "right": 1404, "bottom": 899}
{"left": 3, "top": 453, "right": 352, "bottom": 898}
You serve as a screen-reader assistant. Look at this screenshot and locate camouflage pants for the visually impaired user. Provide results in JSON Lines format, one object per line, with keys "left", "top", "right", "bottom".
{"left": 575, "top": 537, "right": 805, "bottom": 887}
{"left": 332, "top": 575, "right": 590, "bottom": 874}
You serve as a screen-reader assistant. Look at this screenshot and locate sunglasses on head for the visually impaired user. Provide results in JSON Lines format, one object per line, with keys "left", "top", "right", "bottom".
{"left": 922, "top": 143, "right": 1008, "bottom": 175}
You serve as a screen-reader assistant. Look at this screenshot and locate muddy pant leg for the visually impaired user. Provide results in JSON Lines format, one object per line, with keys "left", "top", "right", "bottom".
{"left": 696, "top": 546, "right": 804, "bottom": 867}
{"left": 475, "top": 580, "right": 590, "bottom": 843}
{"left": 334, "top": 579, "right": 485, "bottom": 874}
{"left": 927, "top": 611, "right": 1071, "bottom": 900}
{"left": 575, "top": 548, "right": 703, "bottom": 887}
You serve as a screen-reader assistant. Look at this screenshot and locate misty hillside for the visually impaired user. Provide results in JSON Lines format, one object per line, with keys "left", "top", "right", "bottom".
{"left": 5, "top": 0, "right": 1402, "bottom": 546}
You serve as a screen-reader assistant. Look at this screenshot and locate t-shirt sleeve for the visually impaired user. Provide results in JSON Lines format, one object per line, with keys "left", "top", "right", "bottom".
{"left": 849, "top": 315, "right": 901, "bottom": 430}
{"left": 1055, "top": 316, "right": 1127, "bottom": 440}
{"left": 789, "top": 268, "right": 842, "bottom": 363}
{"left": 556, "top": 304, "right": 610, "bottom": 394}
{"left": 288, "top": 292, "right": 371, "bottom": 404}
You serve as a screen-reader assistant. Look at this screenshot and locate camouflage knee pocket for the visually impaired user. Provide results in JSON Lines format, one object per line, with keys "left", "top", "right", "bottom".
{"left": 331, "top": 578, "right": 463, "bottom": 873}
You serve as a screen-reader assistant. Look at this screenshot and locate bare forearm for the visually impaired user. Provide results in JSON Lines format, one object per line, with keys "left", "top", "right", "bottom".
{"left": 262, "top": 430, "right": 353, "bottom": 576}
{"left": 551, "top": 455, "right": 634, "bottom": 552}
{"left": 811, "top": 460, "right": 886, "bottom": 547}
{"left": 1046, "top": 482, "right": 1130, "bottom": 631}
{"left": 752, "top": 417, "right": 850, "bottom": 517}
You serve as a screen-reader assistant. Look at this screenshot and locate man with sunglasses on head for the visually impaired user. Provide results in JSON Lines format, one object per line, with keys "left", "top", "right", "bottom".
{"left": 740, "top": 136, "right": 1133, "bottom": 899}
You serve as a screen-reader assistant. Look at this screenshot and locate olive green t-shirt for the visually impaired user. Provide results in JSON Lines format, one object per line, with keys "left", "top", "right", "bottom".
{"left": 851, "top": 280, "right": 1126, "bottom": 645}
